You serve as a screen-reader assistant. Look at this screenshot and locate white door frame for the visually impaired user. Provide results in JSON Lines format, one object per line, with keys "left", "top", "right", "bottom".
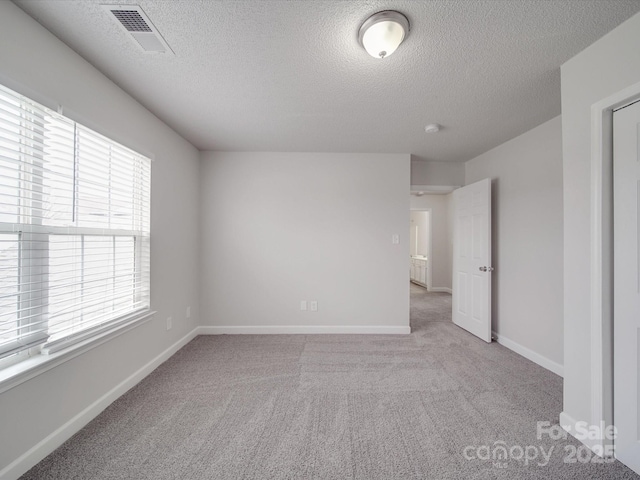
{"left": 589, "top": 80, "right": 640, "bottom": 455}
{"left": 409, "top": 207, "right": 433, "bottom": 290}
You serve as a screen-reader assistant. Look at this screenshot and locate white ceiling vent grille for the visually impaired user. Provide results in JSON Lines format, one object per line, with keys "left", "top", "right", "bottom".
{"left": 102, "top": 5, "right": 174, "bottom": 54}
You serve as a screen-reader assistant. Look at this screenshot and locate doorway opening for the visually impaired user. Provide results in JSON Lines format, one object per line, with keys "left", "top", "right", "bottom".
{"left": 409, "top": 207, "right": 451, "bottom": 332}
{"left": 410, "top": 209, "right": 432, "bottom": 290}
{"left": 409, "top": 187, "right": 456, "bottom": 333}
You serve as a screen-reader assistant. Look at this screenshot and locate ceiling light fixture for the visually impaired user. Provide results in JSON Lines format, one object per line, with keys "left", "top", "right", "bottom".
{"left": 358, "top": 10, "right": 409, "bottom": 59}
{"left": 424, "top": 123, "right": 441, "bottom": 133}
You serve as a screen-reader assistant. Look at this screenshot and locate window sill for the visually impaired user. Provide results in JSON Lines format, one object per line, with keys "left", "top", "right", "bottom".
{"left": 0, "top": 311, "right": 156, "bottom": 394}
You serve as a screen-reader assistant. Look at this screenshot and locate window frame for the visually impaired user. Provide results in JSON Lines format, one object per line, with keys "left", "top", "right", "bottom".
{"left": 0, "top": 84, "right": 153, "bottom": 389}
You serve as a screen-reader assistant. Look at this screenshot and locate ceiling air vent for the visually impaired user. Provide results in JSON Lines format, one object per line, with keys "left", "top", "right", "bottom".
{"left": 102, "top": 5, "right": 174, "bottom": 54}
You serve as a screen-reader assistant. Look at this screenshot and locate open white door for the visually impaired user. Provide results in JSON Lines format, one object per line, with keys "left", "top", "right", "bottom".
{"left": 452, "top": 178, "right": 492, "bottom": 342}
{"left": 613, "top": 100, "right": 640, "bottom": 475}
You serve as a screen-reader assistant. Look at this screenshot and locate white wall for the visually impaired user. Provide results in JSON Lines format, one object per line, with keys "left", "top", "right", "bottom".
{"left": 465, "top": 116, "right": 564, "bottom": 375}
{"left": 411, "top": 159, "right": 464, "bottom": 186}
{"left": 0, "top": 2, "right": 200, "bottom": 477}
{"left": 561, "top": 12, "right": 640, "bottom": 434}
{"left": 199, "top": 152, "right": 410, "bottom": 333}
{"left": 410, "top": 194, "right": 453, "bottom": 291}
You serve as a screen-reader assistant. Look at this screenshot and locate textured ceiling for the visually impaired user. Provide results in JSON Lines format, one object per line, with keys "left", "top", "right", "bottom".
{"left": 13, "top": 0, "right": 640, "bottom": 162}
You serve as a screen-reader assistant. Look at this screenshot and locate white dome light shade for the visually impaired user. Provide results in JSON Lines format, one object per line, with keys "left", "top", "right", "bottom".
{"left": 359, "top": 11, "right": 409, "bottom": 59}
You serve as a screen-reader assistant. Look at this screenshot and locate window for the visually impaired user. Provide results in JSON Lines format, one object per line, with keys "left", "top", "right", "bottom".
{"left": 0, "top": 83, "right": 150, "bottom": 362}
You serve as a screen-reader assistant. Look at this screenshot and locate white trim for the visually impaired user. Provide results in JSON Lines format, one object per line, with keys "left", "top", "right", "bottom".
{"left": 0, "top": 327, "right": 199, "bottom": 480}
{"left": 410, "top": 185, "right": 460, "bottom": 195}
{"left": 559, "top": 412, "right": 575, "bottom": 435}
{"left": 429, "top": 287, "right": 452, "bottom": 294}
{"left": 492, "top": 330, "right": 563, "bottom": 377}
{"left": 0, "top": 223, "right": 145, "bottom": 237}
{"left": 199, "top": 325, "right": 411, "bottom": 335}
{"left": 427, "top": 209, "right": 433, "bottom": 290}
{"left": 589, "top": 79, "right": 640, "bottom": 455}
{"left": 559, "top": 411, "right": 613, "bottom": 456}
{"left": 0, "top": 311, "right": 156, "bottom": 394}
{"left": 42, "top": 309, "right": 152, "bottom": 354}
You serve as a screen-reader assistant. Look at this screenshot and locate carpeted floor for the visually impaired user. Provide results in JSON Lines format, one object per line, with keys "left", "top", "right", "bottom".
{"left": 20, "top": 283, "right": 640, "bottom": 479}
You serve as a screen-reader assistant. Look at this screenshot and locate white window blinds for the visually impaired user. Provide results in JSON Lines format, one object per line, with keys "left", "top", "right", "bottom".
{"left": 0, "top": 83, "right": 150, "bottom": 360}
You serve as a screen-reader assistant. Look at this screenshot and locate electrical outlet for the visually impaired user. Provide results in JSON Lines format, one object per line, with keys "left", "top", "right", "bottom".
{"left": 166, "top": 317, "right": 172, "bottom": 330}
{"left": 310, "top": 301, "right": 318, "bottom": 312}
{"left": 300, "top": 300, "right": 307, "bottom": 311}
{"left": 186, "top": 306, "right": 191, "bottom": 318}
{"left": 392, "top": 234, "right": 400, "bottom": 245}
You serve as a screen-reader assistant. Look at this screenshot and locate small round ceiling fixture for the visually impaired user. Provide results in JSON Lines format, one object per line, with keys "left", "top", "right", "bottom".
{"left": 358, "top": 11, "right": 409, "bottom": 59}
{"left": 424, "top": 123, "right": 441, "bottom": 134}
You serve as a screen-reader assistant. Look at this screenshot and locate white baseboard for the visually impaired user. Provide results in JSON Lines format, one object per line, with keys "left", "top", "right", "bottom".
{"left": 0, "top": 328, "right": 200, "bottom": 480}
{"left": 559, "top": 411, "right": 612, "bottom": 456}
{"left": 429, "top": 287, "right": 452, "bottom": 294}
{"left": 492, "top": 330, "right": 563, "bottom": 377}
{"left": 559, "top": 412, "right": 576, "bottom": 434}
{"left": 198, "top": 325, "right": 411, "bottom": 335}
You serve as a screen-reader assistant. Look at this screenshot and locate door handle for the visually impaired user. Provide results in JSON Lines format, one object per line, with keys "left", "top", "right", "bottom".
{"left": 479, "top": 266, "right": 494, "bottom": 272}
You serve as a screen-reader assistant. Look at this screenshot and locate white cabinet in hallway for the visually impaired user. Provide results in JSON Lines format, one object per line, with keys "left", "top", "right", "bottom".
{"left": 410, "top": 256, "right": 427, "bottom": 287}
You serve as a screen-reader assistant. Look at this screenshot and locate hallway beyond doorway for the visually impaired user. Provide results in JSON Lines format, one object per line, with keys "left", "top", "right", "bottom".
{"left": 410, "top": 282, "right": 452, "bottom": 330}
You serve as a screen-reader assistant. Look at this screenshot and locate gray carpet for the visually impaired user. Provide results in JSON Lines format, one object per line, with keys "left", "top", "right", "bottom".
{"left": 20, "top": 284, "right": 639, "bottom": 479}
